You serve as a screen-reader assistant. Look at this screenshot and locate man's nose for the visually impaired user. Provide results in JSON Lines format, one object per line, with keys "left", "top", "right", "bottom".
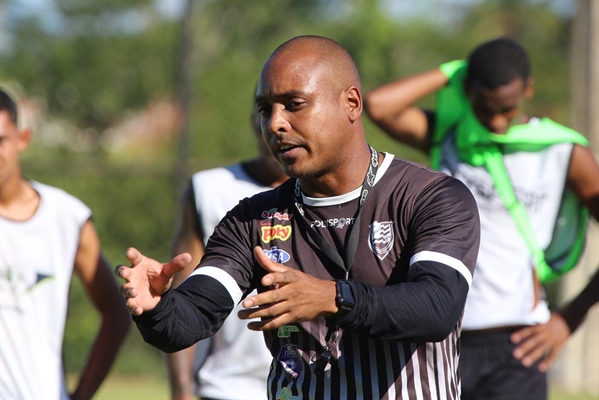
{"left": 268, "top": 105, "right": 290, "bottom": 134}
{"left": 488, "top": 114, "right": 510, "bottom": 134}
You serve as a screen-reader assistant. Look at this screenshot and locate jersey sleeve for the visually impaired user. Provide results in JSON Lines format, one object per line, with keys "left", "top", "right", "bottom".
{"left": 199, "top": 198, "right": 257, "bottom": 296}
{"left": 408, "top": 174, "right": 480, "bottom": 282}
{"left": 133, "top": 199, "right": 259, "bottom": 353}
{"left": 329, "top": 175, "right": 480, "bottom": 342}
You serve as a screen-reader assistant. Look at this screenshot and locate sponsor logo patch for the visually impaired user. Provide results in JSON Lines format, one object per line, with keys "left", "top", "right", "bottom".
{"left": 261, "top": 225, "right": 292, "bottom": 242}
{"left": 276, "top": 387, "right": 298, "bottom": 400}
{"left": 278, "top": 344, "right": 302, "bottom": 382}
{"left": 261, "top": 208, "right": 293, "bottom": 221}
{"left": 277, "top": 324, "right": 300, "bottom": 338}
{"left": 263, "top": 246, "right": 291, "bottom": 264}
{"left": 369, "top": 221, "right": 394, "bottom": 260}
{"left": 310, "top": 217, "right": 355, "bottom": 229}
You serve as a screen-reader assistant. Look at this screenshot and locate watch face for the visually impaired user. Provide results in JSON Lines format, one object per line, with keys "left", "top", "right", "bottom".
{"left": 336, "top": 280, "right": 355, "bottom": 313}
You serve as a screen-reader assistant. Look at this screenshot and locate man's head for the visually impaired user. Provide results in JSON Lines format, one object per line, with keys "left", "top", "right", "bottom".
{"left": 465, "top": 37, "right": 534, "bottom": 134}
{"left": 0, "top": 89, "right": 31, "bottom": 188}
{"left": 255, "top": 35, "right": 364, "bottom": 179}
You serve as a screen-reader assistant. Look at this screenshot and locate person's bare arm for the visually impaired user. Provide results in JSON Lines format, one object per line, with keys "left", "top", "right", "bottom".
{"left": 364, "top": 68, "right": 449, "bottom": 153}
{"left": 512, "top": 144, "right": 599, "bottom": 371}
{"left": 70, "top": 219, "right": 131, "bottom": 400}
{"left": 167, "top": 185, "right": 206, "bottom": 400}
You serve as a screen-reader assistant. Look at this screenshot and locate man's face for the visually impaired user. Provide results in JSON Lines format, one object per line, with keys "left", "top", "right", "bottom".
{"left": 0, "top": 110, "right": 29, "bottom": 188}
{"left": 466, "top": 77, "right": 533, "bottom": 134}
{"left": 255, "top": 52, "right": 351, "bottom": 179}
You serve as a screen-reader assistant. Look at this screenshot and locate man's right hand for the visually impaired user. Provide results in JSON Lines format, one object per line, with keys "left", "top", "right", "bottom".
{"left": 114, "top": 247, "right": 191, "bottom": 316}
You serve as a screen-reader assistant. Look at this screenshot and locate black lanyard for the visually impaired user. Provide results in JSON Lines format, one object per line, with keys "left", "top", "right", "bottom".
{"left": 293, "top": 146, "right": 379, "bottom": 375}
{"left": 293, "top": 146, "right": 379, "bottom": 279}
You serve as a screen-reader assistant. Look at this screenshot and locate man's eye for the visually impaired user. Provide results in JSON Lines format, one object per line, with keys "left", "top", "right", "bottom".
{"left": 287, "top": 101, "right": 304, "bottom": 110}
{"left": 257, "top": 106, "right": 271, "bottom": 116}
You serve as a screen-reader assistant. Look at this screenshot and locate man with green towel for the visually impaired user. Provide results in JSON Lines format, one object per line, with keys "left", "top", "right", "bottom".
{"left": 365, "top": 37, "right": 599, "bottom": 399}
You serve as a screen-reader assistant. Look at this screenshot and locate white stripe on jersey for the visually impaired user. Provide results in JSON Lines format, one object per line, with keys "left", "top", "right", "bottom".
{"left": 396, "top": 341, "right": 407, "bottom": 398}
{"left": 410, "top": 251, "right": 472, "bottom": 286}
{"left": 436, "top": 341, "right": 448, "bottom": 399}
{"left": 189, "top": 267, "right": 243, "bottom": 304}
{"left": 426, "top": 343, "right": 439, "bottom": 400}
{"left": 411, "top": 342, "right": 424, "bottom": 399}
{"left": 384, "top": 341, "right": 396, "bottom": 400}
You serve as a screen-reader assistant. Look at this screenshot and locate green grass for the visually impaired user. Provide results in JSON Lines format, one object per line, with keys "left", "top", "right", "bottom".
{"left": 75, "top": 375, "right": 598, "bottom": 399}
{"left": 96, "top": 376, "right": 169, "bottom": 399}
{"left": 70, "top": 375, "right": 169, "bottom": 400}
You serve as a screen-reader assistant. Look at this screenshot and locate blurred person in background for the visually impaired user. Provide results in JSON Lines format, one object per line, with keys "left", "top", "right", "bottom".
{"left": 166, "top": 107, "right": 288, "bottom": 400}
{"left": 0, "top": 87, "right": 130, "bottom": 400}
{"left": 365, "top": 37, "right": 599, "bottom": 399}
{"left": 116, "top": 35, "right": 480, "bottom": 399}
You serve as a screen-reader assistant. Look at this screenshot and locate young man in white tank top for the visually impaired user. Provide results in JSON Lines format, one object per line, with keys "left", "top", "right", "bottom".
{"left": 0, "top": 88, "right": 130, "bottom": 398}
{"left": 365, "top": 38, "right": 599, "bottom": 399}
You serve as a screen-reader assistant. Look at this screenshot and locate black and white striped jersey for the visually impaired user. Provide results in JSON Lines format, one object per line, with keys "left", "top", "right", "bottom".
{"left": 134, "top": 153, "right": 480, "bottom": 399}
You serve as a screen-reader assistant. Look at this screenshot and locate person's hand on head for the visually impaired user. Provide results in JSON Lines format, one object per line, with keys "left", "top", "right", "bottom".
{"left": 114, "top": 247, "right": 191, "bottom": 316}
{"left": 238, "top": 246, "right": 337, "bottom": 331}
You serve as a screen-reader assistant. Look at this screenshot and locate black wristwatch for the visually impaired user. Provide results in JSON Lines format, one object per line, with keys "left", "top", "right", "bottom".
{"left": 335, "top": 280, "right": 355, "bottom": 317}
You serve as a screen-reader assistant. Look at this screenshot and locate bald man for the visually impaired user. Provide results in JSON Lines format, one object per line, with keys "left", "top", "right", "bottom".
{"left": 116, "top": 36, "right": 480, "bottom": 399}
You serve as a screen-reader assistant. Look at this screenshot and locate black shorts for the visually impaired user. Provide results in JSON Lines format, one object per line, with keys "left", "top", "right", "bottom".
{"left": 460, "top": 329, "right": 547, "bottom": 400}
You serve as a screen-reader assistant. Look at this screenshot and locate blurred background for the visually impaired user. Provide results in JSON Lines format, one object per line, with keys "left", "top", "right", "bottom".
{"left": 1, "top": 0, "right": 597, "bottom": 398}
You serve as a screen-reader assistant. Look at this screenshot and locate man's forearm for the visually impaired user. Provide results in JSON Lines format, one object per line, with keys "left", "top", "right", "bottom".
{"left": 167, "top": 346, "right": 196, "bottom": 398}
{"left": 329, "top": 261, "right": 469, "bottom": 342}
{"left": 364, "top": 69, "right": 448, "bottom": 120}
{"left": 558, "top": 268, "right": 599, "bottom": 333}
{"left": 133, "top": 275, "right": 233, "bottom": 353}
{"left": 71, "top": 312, "right": 130, "bottom": 400}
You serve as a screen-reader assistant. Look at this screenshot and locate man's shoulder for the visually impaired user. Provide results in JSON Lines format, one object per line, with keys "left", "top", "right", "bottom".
{"left": 192, "top": 163, "right": 243, "bottom": 181}
{"left": 384, "top": 156, "right": 475, "bottom": 203}
{"left": 31, "top": 181, "right": 87, "bottom": 206}
{"left": 386, "top": 156, "right": 449, "bottom": 186}
{"left": 191, "top": 163, "right": 263, "bottom": 189}
{"left": 31, "top": 181, "right": 91, "bottom": 219}
{"left": 242, "top": 178, "right": 294, "bottom": 204}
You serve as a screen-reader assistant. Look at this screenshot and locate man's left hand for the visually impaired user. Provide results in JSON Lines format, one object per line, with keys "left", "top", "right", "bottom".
{"left": 510, "top": 312, "right": 571, "bottom": 372}
{"left": 238, "top": 246, "right": 338, "bottom": 330}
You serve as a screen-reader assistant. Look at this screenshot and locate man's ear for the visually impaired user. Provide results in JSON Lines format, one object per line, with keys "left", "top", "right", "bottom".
{"left": 17, "top": 128, "right": 32, "bottom": 152}
{"left": 525, "top": 78, "right": 535, "bottom": 99}
{"left": 346, "top": 86, "right": 362, "bottom": 123}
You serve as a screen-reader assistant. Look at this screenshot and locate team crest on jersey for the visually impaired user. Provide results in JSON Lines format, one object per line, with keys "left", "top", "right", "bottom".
{"left": 278, "top": 343, "right": 302, "bottom": 381}
{"left": 368, "top": 221, "right": 394, "bottom": 260}
{"left": 263, "top": 247, "right": 291, "bottom": 264}
{"left": 261, "top": 225, "right": 292, "bottom": 243}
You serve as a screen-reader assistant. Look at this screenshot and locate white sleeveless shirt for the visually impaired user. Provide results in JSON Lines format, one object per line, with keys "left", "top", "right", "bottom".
{"left": 439, "top": 130, "right": 573, "bottom": 330}
{"left": 191, "top": 164, "right": 273, "bottom": 400}
{"left": 1, "top": 181, "right": 90, "bottom": 399}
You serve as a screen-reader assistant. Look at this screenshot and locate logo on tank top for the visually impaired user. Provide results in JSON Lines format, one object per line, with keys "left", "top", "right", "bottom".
{"left": 263, "top": 247, "right": 291, "bottom": 263}
{"left": 0, "top": 267, "right": 54, "bottom": 313}
{"left": 261, "top": 225, "right": 292, "bottom": 242}
{"left": 368, "top": 221, "right": 394, "bottom": 260}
